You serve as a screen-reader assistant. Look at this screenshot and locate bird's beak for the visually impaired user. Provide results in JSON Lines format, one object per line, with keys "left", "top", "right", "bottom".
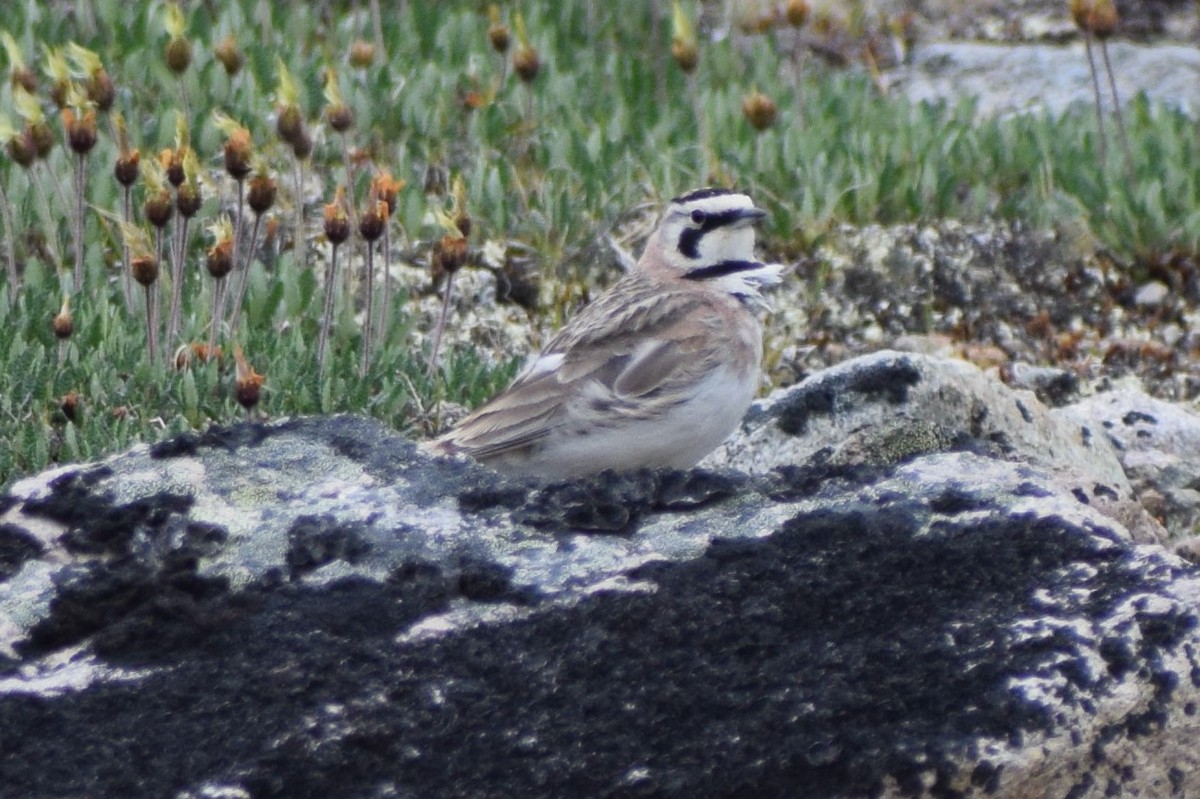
{"left": 735, "top": 207, "right": 768, "bottom": 226}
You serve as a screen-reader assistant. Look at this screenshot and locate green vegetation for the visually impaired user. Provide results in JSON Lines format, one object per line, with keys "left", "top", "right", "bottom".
{"left": 1, "top": 0, "right": 1197, "bottom": 488}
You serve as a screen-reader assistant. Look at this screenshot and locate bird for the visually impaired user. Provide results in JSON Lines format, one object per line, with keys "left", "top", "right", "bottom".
{"left": 423, "top": 187, "right": 784, "bottom": 478}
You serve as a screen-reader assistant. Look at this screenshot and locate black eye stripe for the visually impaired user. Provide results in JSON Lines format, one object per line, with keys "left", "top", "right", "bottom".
{"left": 671, "top": 187, "right": 736, "bottom": 204}
{"left": 676, "top": 209, "right": 749, "bottom": 259}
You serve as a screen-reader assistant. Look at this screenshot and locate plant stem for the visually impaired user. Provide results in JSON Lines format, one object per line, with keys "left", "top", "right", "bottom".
{"left": 73, "top": 152, "right": 86, "bottom": 292}
{"left": 224, "top": 177, "right": 246, "bottom": 323}
{"left": 317, "top": 242, "right": 340, "bottom": 371}
{"left": 1082, "top": 31, "right": 1108, "bottom": 162}
{"left": 370, "top": 0, "right": 385, "bottom": 56}
{"left": 30, "top": 165, "right": 64, "bottom": 271}
{"left": 294, "top": 156, "right": 306, "bottom": 271}
{"left": 360, "top": 237, "right": 375, "bottom": 376}
{"left": 120, "top": 185, "right": 134, "bottom": 310}
{"left": 0, "top": 180, "right": 19, "bottom": 303}
{"left": 167, "top": 216, "right": 190, "bottom": 352}
{"left": 1099, "top": 39, "right": 1134, "bottom": 181}
{"left": 208, "top": 274, "right": 225, "bottom": 354}
{"left": 427, "top": 270, "right": 455, "bottom": 378}
{"left": 375, "top": 224, "right": 392, "bottom": 348}
{"left": 144, "top": 282, "right": 158, "bottom": 363}
{"left": 228, "top": 212, "right": 263, "bottom": 336}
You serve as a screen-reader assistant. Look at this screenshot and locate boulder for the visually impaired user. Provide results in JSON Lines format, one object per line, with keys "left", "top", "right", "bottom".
{"left": 705, "top": 350, "right": 1167, "bottom": 545}
{"left": 1, "top": 402, "right": 1199, "bottom": 798}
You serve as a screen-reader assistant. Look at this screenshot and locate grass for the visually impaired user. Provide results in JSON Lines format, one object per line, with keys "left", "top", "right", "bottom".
{"left": 1, "top": 0, "right": 1199, "bottom": 489}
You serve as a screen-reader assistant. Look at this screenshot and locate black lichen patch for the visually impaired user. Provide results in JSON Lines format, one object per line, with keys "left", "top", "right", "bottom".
{"left": 456, "top": 557, "right": 536, "bottom": 604}
{"left": 775, "top": 357, "right": 923, "bottom": 436}
{"left": 19, "top": 469, "right": 194, "bottom": 557}
{"left": 0, "top": 500, "right": 1182, "bottom": 799}
{"left": 1121, "top": 411, "right": 1157, "bottom": 427}
{"left": 150, "top": 421, "right": 279, "bottom": 459}
{"left": 772, "top": 355, "right": 921, "bottom": 431}
{"left": 929, "top": 487, "right": 993, "bottom": 515}
{"left": 286, "top": 515, "right": 372, "bottom": 579}
{"left": 764, "top": 461, "right": 888, "bottom": 501}
{"left": 512, "top": 468, "right": 743, "bottom": 534}
{"left": 0, "top": 523, "right": 44, "bottom": 582}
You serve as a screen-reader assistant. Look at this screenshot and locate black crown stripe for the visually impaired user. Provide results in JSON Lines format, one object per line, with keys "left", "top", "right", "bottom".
{"left": 671, "top": 187, "right": 736, "bottom": 205}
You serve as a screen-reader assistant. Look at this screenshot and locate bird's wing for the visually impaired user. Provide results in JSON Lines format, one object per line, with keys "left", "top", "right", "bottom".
{"left": 431, "top": 278, "right": 722, "bottom": 460}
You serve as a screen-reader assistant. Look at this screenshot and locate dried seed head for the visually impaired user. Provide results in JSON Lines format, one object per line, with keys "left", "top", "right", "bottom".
{"left": 291, "top": 128, "right": 313, "bottom": 160}
{"left": 1090, "top": 0, "right": 1118, "bottom": 38}
{"left": 2, "top": 32, "right": 36, "bottom": 92}
{"left": 359, "top": 198, "right": 387, "bottom": 242}
{"left": 247, "top": 165, "right": 277, "bottom": 215}
{"left": 114, "top": 147, "right": 141, "bottom": 186}
{"left": 323, "top": 68, "right": 354, "bottom": 132}
{"left": 5, "top": 126, "right": 37, "bottom": 168}
{"left": 42, "top": 45, "right": 71, "bottom": 108}
{"left": 214, "top": 112, "right": 253, "bottom": 179}
{"left": 143, "top": 185, "right": 174, "bottom": 228}
{"left": 1069, "top": 0, "right": 1092, "bottom": 30}
{"left": 670, "top": 0, "right": 700, "bottom": 73}
{"left": 206, "top": 219, "right": 235, "bottom": 278}
{"left": 52, "top": 296, "right": 73, "bottom": 340}
{"left": 214, "top": 34, "right": 243, "bottom": 76}
{"left": 488, "top": 5, "right": 511, "bottom": 53}
{"left": 62, "top": 106, "right": 98, "bottom": 156}
{"left": 174, "top": 342, "right": 222, "bottom": 369}
{"left": 176, "top": 154, "right": 202, "bottom": 217}
{"left": 276, "top": 103, "right": 304, "bottom": 145}
{"left": 370, "top": 170, "right": 404, "bottom": 217}
{"left": 349, "top": 39, "right": 375, "bottom": 68}
{"left": 29, "top": 120, "right": 55, "bottom": 159}
{"left": 511, "top": 14, "right": 539, "bottom": 83}
{"left": 165, "top": 36, "right": 192, "bottom": 74}
{"left": 325, "top": 102, "right": 354, "bottom": 133}
{"left": 742, "top": 90, "right": 777, "bottom": 131}
{"left": 432, "top": 234, "right": 469, "bottom": 281}
{"left": 60, "top": 391, "right": 80, "bottom": 423}
{"left": 323, "top": 185, "right": 351, "bottom": 245}
{"left": 131, "top": 254, "right": 159, "bottom": 286}
{"left": 785, "top": 0, "right": 810, "bottom": 27}
{"left": 233, "top": 346, "right": 265, "bottom": 411}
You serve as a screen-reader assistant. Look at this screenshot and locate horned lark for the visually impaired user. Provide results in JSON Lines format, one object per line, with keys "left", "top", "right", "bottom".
{"left": 424, "top": 188, "right": 783, "bottom": 477}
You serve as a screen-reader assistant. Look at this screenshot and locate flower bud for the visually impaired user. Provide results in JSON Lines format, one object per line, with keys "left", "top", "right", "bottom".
{"left": 5, "top": 128, "right": 36, "bottom": 168}
{"left": 325, "top": 102, "right": 354, "bottom": 133}
{"left": 176, "top": 180, "right": 202, "bottom": 218}
{"left": 291, "top": 129, "right": 313, "bottom": 160}
{"left": 131, "top": 254, "right": 159, "bottom": 286}
{"left": 160, "top": 147, "right": 185, "bottom": 187}
{"left": 323, "top": 186, "right": 351, "bottom": 245}
{"left": 52, "top": 296, "right": 73, "bottom": 340}
{"left": 206, "top": 235, "right": 234, "bottom": 279}
{"left": 670, "top": 1, "right": 700, "bottom": 74}
{"left": 29, "top": 121, "right": 55, "bottom": 159}
{"left": 115, "top": 148, "right": 141, "bottom": 187}
{"left": 63, "top": 107, "right": 98, "bottom": 155}
{"left": 214, "top": 35, "right": 243, "bottom": 76}
{"left": 742, "top": 90, "right": 777, "bottom": 131}
{"left": 144, "top": 187, "right": 174, "bottom": 229}
{"left": 370, "top": 171, "right": 404, "bottom": 217}
{"left": 165, "top": 36, "right": 192, "bottom": 75}
{"left": 359, "top": 199, "right": 387, "bottom": 242}
{"left": 11, "top": 65, "right": 36, "bottom": 93}
{"left": 247, "top": 170, "right": 277, "bottom": 215}
{"left": 276, "top": 105, "right": 304, "bottom": 145}
{"left": 513, "top": 46, "right": 539, "bottom": 83}
{"left": 432, "top": 234, "right": 468, "bottom": 279}
{"left": 785, "top": 0, "right": 810, "bottom": 27}
{"left": 233, "top": 346, "right": 265, "bottom": 411}
{"left": 349, "top": 40, "right": 375, "bottom": 68}
{"left": 1090, "top": 0, "right": 1118, "bottom": 38}
{"left": 223, "top": 127, "right": 252, "bottom": 180}
{"left": 60, "top": 391, "right": 80, "bottom": 423}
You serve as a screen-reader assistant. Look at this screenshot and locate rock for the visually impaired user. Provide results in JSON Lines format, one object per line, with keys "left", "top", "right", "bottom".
{"left": 1066, "top": 387, "right": 1200, "bottom": 550}
{"left": 704, "top": 350, "right": 1166, "bottom": 545}
{"left": 1134, "top": 281, "right": 1171, "bottom": 308}
{"left": 1, "top": 408, "right": 1199, "bottom": 798}
{"left": 892, "top": 41, "right": 1200, "bottom": 118}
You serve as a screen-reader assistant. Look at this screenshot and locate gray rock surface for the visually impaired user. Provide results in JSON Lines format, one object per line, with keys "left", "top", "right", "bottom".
{"left": 1066, "top": 387, "right": 1200, "bottom": 550}
{"left": 892, "top": 41, "right": 1200, "bottom": 118}
{"left": 705, "top": 350, "right": 1166, "bottom": 545}
{"left": 1, "top": 388, "right": 1199, "bottom": 798}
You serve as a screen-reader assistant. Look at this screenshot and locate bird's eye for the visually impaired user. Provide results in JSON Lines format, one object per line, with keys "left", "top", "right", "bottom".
{"left": 690, "top": 210, "right": 707, "bottom": 224}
